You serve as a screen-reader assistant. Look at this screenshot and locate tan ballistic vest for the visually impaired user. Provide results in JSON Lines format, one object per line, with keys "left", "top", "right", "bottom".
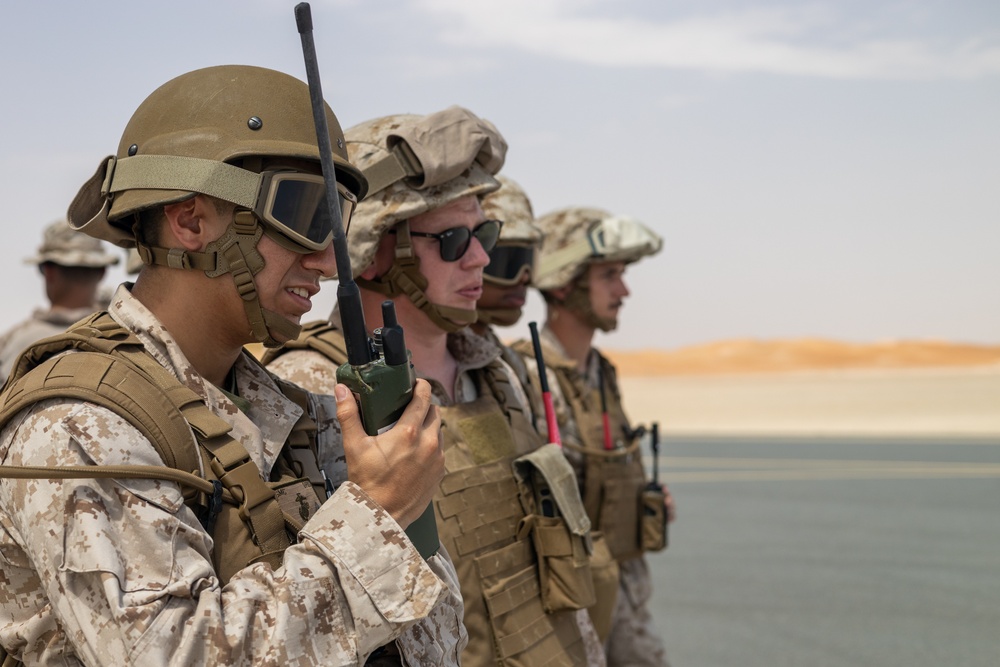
{"left": 269, "top": 324, "right": 597, "bottom": 667}
{"left": 0, "top": 312, "right": 326, "bottom": 587}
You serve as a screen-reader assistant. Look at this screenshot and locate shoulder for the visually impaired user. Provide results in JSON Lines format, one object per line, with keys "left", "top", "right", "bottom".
{"left": 1, "top": 397, "right": 186, "bottom": 510}
{"left": 266, "top": 348, "right": 340, "bottom": 395}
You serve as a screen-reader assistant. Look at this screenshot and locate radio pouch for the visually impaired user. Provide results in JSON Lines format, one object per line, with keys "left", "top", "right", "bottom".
{"left": 640, "top": 484, "right": 668, "bottom": 552}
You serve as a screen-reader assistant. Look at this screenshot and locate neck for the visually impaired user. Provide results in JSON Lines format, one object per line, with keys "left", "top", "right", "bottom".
{"left": 546, "top": 305, "right": 595, "bottom": 373}
{"left": 362, "top": 290, "right": 457, "bottom": 400}
{"left": 132, "top": 270, "right": 243, "bottom": 387}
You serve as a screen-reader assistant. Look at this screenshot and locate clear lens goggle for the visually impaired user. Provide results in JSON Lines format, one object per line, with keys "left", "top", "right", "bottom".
{"left": 484, "top": 242, "right": 535, "bottom": 286}
{"left": 255, "top": 171, "right": 357, "bottom": 252}
{"left": 535, "top": 215, "right": 662, "bottom": 281}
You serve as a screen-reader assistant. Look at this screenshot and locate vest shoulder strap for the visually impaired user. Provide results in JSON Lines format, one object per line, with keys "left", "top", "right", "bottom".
{"left": 261, "top": 320, "right": 348, "bottom": 366}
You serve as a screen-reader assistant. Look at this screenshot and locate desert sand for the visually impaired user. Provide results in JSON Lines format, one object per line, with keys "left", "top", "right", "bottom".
{"left": 607, "top": 339, "right": 1000, "bottom": 437}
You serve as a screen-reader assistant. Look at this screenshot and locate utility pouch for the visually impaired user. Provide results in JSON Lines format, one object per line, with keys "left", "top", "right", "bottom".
{"left": 640, "top": 485, "right": 668, "bottom": 553}
{"left": 517, "top": 513, "right": 595, "bottom": 612}
{"left": 513, "top": 444, "right": 595, "bottom": 613}
{"left": 586, "top": 531, "right": 620, "bottom": 642}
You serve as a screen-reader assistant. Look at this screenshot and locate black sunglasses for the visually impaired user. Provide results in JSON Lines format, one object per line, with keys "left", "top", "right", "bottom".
{"left": 395, "top": 219, "right": 503, "bottom": 262}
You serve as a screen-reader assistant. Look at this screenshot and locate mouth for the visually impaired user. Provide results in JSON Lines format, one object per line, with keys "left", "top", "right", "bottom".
{"left": 457, "top": 284, "right": 483, "bottom": 300}
{"left": 285, "top": 285, "right": 318, "bottom": 313}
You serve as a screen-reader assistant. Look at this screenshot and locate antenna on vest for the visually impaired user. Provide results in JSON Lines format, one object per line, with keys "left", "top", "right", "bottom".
{"left": 528, "top": 321, "right": 562, "bottom": 446}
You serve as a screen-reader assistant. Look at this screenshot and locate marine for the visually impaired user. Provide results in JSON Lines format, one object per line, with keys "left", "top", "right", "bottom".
{"left": 0, "top": 219, "right": 118, "bottom": 382}
{"left": 514, "top": 206, "right": 675, "bottom": 666}
{"left": 265, "top": 108, "right": 606, "bottom": 666}
{"left": 0, "top": 65, "right": 464, "bottom": 666}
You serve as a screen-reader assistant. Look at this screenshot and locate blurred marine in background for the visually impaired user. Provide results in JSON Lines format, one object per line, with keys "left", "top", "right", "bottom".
{"left": 0, "top": 219, "right": 118, "bottom": 383}
{"left": 515, "top": 207, "right": 674, "bottom": 666}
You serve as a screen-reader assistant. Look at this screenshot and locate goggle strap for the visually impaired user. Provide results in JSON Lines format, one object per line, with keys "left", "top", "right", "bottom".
{"left": 361, "top": 142, "right": 423, "bottom": 197}
{"left": 107, "top": 155, "right": 262, "bottom": 210}
{"left": 534, "top": 236, "right": 595, "bottom": 284}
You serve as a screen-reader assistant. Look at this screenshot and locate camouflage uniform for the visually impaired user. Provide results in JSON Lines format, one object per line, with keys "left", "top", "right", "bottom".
{"left": 0, "top": 285, "right": 465, "bottom": 666}
{"left": 520, "top": 326, "right": 668, "bottom": 667}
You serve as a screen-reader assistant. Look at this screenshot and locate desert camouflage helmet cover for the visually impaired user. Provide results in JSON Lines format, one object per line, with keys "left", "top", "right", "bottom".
{"left": 24, "top": 219, "right": 119, "bottom": 268}
{"left": 344, "top": 106, "right": 506, "bottom": 277}
{"left": 481, "top": 175, "right": 541, "bottom": 244}
{"left": 67, "top": 64, "right": 366, "bottom": 247}
{"left": 532, "top": 206, "right": 663, "bottom": 291}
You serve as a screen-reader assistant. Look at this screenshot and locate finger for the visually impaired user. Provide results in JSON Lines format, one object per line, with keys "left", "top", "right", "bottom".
{"left": 334, "top": 384, "right": 367, "bottom": 444}
{"left": 395, "top": 378, "right": 433, "bottom": 429}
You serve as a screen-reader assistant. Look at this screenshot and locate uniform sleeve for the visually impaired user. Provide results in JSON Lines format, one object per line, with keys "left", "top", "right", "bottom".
{"left": 0, "top": 399, "right": 447, "bottom": 666}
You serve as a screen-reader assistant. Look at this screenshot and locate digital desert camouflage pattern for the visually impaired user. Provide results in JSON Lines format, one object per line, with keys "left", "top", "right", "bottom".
{"left": 518, "top": 326, "right": 669, "bottom": 667}
{"left": 267, "top": 323, "right": 606, "bottom": 667}
{"left": 480, "top": 175, "right": 541, "bottom": 244}
{"left": 0, "top": 284, "right": 464, "bottom": 666}
{"left": 0, "top": 306, "right": 96, "bottom": 382}
{"left": 342, "top": 109, "right": 504, "bottom": 277}
{"left": 23, "top": 219, "right": 119, "bottom": 268}
{"left": 531, "top": 207, "right": 663, "bottom": 292}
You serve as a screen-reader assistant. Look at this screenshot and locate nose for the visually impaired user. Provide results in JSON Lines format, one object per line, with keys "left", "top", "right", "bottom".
{"left": 616, "top": 275, "right": 630, "bottom": 299}
{"left": 302, "top": 241, "right": 337, "bottom": 278}
{"left": 462, "top": 234, "right": 491, "bottom": 269}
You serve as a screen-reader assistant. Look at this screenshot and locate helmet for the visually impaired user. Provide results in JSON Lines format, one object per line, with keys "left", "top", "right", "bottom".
{"left": 24, "top": 219, "right": 119, "bottom": 268}
{"left": 344, "top": 106, "right": 507, "bottom": 332}
{"left": 532, "top": 207, "right": 662, "bottom": 292}
{"left": 481, "top": 175, "right": 541, "bottom": 245}
{"left": 66, "top": 65, "right": 367, "bottom": 348}
{"left": 344, "top": 107, "right": 505, "bottom": 276}
{"left": 69, "top": 64, "right": 365, "bottom": 247}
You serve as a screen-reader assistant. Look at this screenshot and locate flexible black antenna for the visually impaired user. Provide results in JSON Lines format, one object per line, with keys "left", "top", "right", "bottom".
{"left": 295, "top": 3, "right": 371, "bottom": 365}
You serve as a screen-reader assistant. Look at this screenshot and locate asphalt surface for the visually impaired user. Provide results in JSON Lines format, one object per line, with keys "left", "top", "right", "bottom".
{"left": 643, "top": 436, "right": 1000, "bottom": 667}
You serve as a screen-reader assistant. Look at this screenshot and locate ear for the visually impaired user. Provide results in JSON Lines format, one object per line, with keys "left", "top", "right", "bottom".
{"left": 550, "top": 284, "right": 572, "bottom": 301}
{"left": 360, "top": 233, "right": 396, "bottom": 280}
{"left": 162, "top": 196, "right": 222, "bottom": 251}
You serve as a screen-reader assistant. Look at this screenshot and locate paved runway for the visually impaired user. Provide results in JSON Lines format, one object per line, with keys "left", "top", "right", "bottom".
{"left": 643, "top": 436, "right": 1000, "bottom": 667}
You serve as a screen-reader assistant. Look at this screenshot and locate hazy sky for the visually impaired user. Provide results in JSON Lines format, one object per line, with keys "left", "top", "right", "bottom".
{"left": 1, "top": 0, "right": 997, "bottom": 350}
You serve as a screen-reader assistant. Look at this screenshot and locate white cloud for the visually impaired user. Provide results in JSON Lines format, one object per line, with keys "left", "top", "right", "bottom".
{"left": 414, "top": 0, "right": 1000, "bottom": 80}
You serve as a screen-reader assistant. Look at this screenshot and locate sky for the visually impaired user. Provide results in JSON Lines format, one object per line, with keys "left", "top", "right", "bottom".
{"left": 0, "top": 0, "right": 997, "bottom": 351}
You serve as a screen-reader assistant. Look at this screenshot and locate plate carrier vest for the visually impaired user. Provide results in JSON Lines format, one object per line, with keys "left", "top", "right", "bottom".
{"left": 0, "top": 312, "right": 328, "bottom": 588}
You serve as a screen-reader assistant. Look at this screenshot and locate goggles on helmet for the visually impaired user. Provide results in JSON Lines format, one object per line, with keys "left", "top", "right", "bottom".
{"left": 484, "top": 241, "right": 535, "bottom": 286}
{"left": 255, "top": 171, "right": 356, "bottom": 252}
{"left": 102, "top": 154, "right": 356, "bottom": 251}
{"left": 393, "top": 219, "right": 503, "bottom": 262}
{"left": 535, "top": 215, "right": 662, "bottom": 282}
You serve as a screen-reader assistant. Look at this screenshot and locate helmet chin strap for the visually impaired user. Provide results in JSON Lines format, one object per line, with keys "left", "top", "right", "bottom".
{"left": 133, "top": 211, "right": 303, "bottom": 347}
{"left": 356, "top": 221, "right": 478, "bottom": 333}
{"left": 476, "top": 306, "right": 523, "bottom": 327}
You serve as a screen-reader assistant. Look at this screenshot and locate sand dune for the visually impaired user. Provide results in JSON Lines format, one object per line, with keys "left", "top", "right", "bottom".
{"left": 603, "top": 338, "right": 1000, "bottom": 376}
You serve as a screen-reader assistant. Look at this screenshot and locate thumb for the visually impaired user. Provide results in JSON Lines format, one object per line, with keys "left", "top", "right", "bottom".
{"left": 334, "top": 384, "right": 367, "bottom": 442}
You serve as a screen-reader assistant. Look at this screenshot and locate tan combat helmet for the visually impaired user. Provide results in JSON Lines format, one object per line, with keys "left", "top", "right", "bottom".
{"left": 67, "top": 65, "right": 366, "bottom": 347}
{"left": 533, "top": 207, "right": 662, "bottom": 331}
{"left": 477, "top": 175, "right": 542, "bottom": 326}
{"left": 24, "top": 219, "right": 119, "bottom": 268}
{"left": 344, "top": 106, "right": 506, "bottom": 332}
